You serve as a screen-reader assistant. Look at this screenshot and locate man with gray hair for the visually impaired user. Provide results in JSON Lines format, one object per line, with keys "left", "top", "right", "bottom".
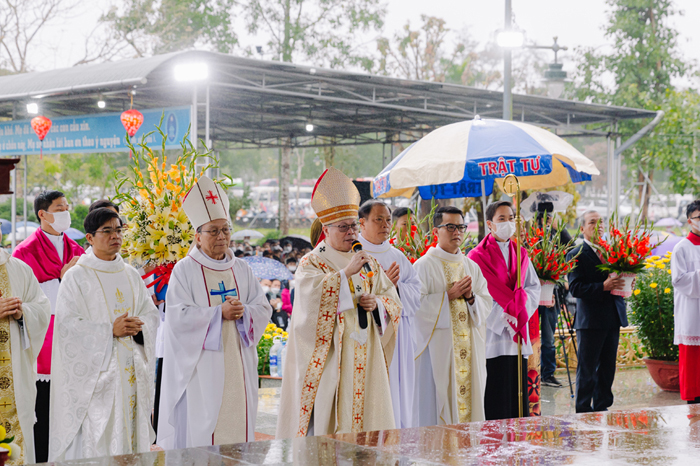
{"left": 566, "top": 210, "right": 626, "bottom": 413}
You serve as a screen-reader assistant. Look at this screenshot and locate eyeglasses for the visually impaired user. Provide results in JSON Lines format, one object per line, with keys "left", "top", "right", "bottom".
{"left": 436, "top": 223, "right": 468, "bottom": 233}
{"left": 200, "top": 227, "right": 232, "bottom": 237}
{"left": 329, "top": 222, "right": 360, "bottom": 233}
{"left": 690, "top": 216, "right": 700, "bottom": 221}
{"left": 94, "top": 228, "right": 124, "bottom": 236}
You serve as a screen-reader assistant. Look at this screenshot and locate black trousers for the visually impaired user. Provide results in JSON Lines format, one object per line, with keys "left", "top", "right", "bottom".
{"left": 152, "top": 357, "right": 164, "bottom": 435}
{"left": 34, "top": 380, "right": 50, "bottom": 463}
{"left": 485, "top": 355, "right": 529, "bottom": 420}
{"left": 575, "top": 327, "right": 620, "bottom": 413}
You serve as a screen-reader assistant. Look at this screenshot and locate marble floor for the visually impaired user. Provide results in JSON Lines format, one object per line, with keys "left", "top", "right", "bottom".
{"left": 255, "top": 367, "right": 687, "bottom": 437}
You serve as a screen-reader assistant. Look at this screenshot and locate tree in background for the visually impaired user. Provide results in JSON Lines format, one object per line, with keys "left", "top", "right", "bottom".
{"left": 101, "top": 0, "right": 238, "bottom": 57}
{"left": 570, "top": 0, "right": 693, "bottom": 219}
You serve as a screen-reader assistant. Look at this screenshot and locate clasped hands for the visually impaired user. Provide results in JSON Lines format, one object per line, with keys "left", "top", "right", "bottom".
{"left": 222, "top": 296, "right": 245, "bottom": 321}
{"left": 113, "top": 312, "right": 143, "bottom": 338}
{"left": 0, "top": 296, "right": 22, "bottom": 320}
{"left": 448, "top": 276, "right": 475, "bottom": 304}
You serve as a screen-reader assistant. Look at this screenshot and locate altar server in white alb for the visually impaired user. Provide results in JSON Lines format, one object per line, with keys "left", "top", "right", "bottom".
{"left": 0, "top": 247, "right": 50, "bottom": 465}
{"left": 49, "top": 208, "right": 159, "bottom": 461}
{"left": 358, "top": 199, "right": 422, "bottom": 429}
{"left": 157, "top": 176, "right": 271, "bottom": 449}
{"left": 413, "top": 206, "right": 491, "bottom": 426}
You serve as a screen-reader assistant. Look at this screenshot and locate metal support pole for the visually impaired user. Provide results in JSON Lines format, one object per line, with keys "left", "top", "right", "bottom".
{"left": 607, "top": 130, "right": 615, "bottom": 217}
{"left": 192, "top": 86, "right": 198, "bottom": 150}
{"left": 503, "top": 0, "right": 513, "bottom": 121}
{"left": 11, "top": 166, "right": 16, "bottom": 250}
{"left": 23, "top": 154, "right": 27, "bottom": 231}
{"left": 205, "top": 85, "right": 210, "bottom": 149}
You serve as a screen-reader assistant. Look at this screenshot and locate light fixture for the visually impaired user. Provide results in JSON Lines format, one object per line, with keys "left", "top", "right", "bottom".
{"left": 97, "top": 95, "right": 106, "bottom": 108}
{"left": 496, "top": 30, "right": 525, "bottom": 48}
{"left": 174, "top": 62, "right": 209, "bottom": 82}
{"left": 305, "top": 123, "right": 314, "bottom": 132}
{"left": 26, "top": 102, "right": 38, "bottom": 114}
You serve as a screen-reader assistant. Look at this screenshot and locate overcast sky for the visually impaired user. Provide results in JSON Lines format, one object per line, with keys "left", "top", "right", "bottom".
{"left": 36, "top": 0, "right": 700, "bottom": 86}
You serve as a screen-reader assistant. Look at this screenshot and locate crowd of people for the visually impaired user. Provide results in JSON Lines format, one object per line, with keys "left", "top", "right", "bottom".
{"left": 2, "top": 166, "right": 700, "bottom": 465}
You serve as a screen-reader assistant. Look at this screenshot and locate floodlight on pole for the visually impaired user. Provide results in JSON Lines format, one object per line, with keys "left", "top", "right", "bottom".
{"left": 26, "top": 102, "right": 38, "bottom": 115}
{"left": 97, "top": 95, "right": 106, "bottom": 108}
{"left": 305, "top": 123, "right": 314, "bottom": 132}
{"left": 496, "top": 30, "right": 525, "bottom": 48}
{"left": 174, "top": 63, "right": 209, "bottom": 82}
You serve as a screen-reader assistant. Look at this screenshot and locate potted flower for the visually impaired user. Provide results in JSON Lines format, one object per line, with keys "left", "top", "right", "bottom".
{"left": 524, "top": 223, "right": 579, "bottom": 306}
{"left": 592, "top": 216, "right": 654, "bottom": 297}
{"left": 114, "top": 121, "right": 229, "bottom": 298}
{"left": 628, "top": 252, "right": 679, "bottom": 391}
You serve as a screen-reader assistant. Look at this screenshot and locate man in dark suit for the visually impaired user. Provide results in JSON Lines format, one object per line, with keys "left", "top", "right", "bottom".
{"left": 567, "top": 210, "right": 626, "bottom": 413}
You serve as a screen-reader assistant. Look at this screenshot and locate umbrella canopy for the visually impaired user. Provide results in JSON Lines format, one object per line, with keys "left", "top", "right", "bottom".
{"left": 373, "top": 118, "right": 599, "bottom": 197}
{"left": 65, "top": 227, "right": 85, "bottom": 240}
{"left": 0, "top": 219, "right": 10, "bottom": 235}
{"left": 232, "top": 229, "right": 264, "bottom": 240}
{"left": 655, "top": 217, "right": 683, "bottom": 228}
{"left": 280, "top": 235, "right": 312, "bottom": 250}
{"left": 242, "top": 256, "right": 294, "bottom": 281}
{"left": 651, "top": 231, "right": 683, "bottom": 256}
{"left": 5, "top": 226, "right": 37, "bottom": 242}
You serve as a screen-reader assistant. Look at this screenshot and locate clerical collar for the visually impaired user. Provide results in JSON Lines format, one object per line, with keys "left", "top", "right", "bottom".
{"left": 200, "top": 250, "right": 228, "bottom": 263}
{"left": 687, "top": 230, "right": 700, "bottom": 246}
{"left": 189, "top": 246, "right": 236, "bottom": 271}
{"left": 358, "top": 233, "right": 390, "bottom": 253}
{"left": 78, "top": 250, "right": 125, "bottom": 273}
{"left": 428, "top": 245, "right": 462, "bottom": 263}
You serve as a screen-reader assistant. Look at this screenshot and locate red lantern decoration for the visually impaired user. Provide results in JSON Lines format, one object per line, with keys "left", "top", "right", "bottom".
{"left": 120, "top": 109, "right": 144, "bottom": 137}
{"left": 31, "top": 115, "right": 52, "bottom": 159}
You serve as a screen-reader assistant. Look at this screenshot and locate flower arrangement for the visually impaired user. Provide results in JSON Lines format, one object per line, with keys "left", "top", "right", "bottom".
{"left": 524, "top": 222, "right": 579, "bottom": 306}
{"left": 114, "top": 121, "right": 228, "bottom": 295}
{"left": 0, "top": 425, "right": 18, "bottom": 462}
{"left": 257, "top": 323, "right": 288, "bottom": 375}
{"left": 592, "top": 216, "right": 654, "bottom": 275}
{"left": 524, "top": 223, "right": 580, "bottom": 284}
{"left": 628, "top": 252, "right": 677, "bottom": 361}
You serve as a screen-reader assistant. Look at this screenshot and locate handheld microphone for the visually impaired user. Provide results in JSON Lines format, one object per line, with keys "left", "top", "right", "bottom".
{"left": 351, "top": 240, "right": 372, "bottom": 329}
{"left": 351, "top": 241, "right": 374, "bottom": 277}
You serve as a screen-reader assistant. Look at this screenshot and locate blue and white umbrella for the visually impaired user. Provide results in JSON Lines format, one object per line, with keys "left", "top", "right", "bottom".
{"left": 242, "top": 256, "right": 294, "bottom": 281}
{"left": 373, "top": 117, "right": 599, "bottom": 198}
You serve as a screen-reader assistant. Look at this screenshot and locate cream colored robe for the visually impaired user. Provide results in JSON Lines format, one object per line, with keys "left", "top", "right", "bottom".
{"left": 276, "top": 240, "right": 401, "bottom": 438}
{"left": 0, "top": 249, "right": 51, "bottom": 465}
{"left": 413, "top": 246, "right": 491, "bottom": 426}
{"left": 49, "top": 253, "right": 159, "bottom": 461}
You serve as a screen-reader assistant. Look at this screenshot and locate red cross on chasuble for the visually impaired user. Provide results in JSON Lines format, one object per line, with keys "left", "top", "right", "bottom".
{"left": 200, "top": 266, "right": 248, "bottom": 444}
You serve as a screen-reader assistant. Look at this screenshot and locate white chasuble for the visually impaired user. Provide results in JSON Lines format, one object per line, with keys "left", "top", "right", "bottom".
{"left": 413, "top": 246, "right": 491, "bottom": 426}
{"left": 49, "top": 253, "right": 158, "bottom": 461}
{"left": 276, "top": 241, "right": 402, "bottom": 439}
{"left": 157, "top": 247, "right": 271, "bottom": 450}
{"left": 0, "top": 250, "right": 51, "bottom": 465}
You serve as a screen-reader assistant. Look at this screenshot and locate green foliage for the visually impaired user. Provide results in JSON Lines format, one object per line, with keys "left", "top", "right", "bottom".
{"left": 101, "top": 0, "right": 238, "bottom": 56}
{"left": 628, "top": 254, "right": 677, "bottom": 361}
{"left": 262, "top": 230, "right": 281, "bottom": 242}
{"left": 569, "top": 0, "right": 698, "bottom": 206}
{"left": 70, "top": 205, "right": 90, "bottom": 234}
{"left": 0, "top": 199, "right": 37, "bottom": 223}
{"left": 245, "top": 0, "right": 385, "bottom": 70}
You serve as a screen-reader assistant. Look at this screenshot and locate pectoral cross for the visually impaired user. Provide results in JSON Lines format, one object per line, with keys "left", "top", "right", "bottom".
{"left": 0, "top": 401, "right": 10, "bottom": 409}
{"left": 210, "top": 281, "right": 237, "bottom": 304}
{"left": 0, "top": 356, "right": 9, "bottom": 364}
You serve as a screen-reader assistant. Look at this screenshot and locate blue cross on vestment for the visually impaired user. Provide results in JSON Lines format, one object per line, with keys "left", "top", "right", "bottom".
{"left": 210, "top": 281, "right": 237, "bottom": 304}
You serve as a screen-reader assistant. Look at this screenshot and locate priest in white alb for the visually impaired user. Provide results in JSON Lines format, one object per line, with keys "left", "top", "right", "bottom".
{"left": 49, "top": 208, "right": 159, "bottom": 461}
{"left": 413, "top": 206, "right": 491, "bottom": 426}
{"left": 0, "top": 247, "right": 50, "bottom": 465}
{"left": 276, "top": 168, "right": 402, "bottom": 438}
{"left": 157, "top": 176, "right": 271, "bottom": 449}
{"left": 358, "top": 199, "right": 421, "bottom": 429}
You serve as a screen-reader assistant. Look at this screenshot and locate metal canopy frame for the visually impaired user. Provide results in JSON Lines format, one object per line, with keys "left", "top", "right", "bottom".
{"left": 0, "top": 50, "right": 656, "bottom": 149}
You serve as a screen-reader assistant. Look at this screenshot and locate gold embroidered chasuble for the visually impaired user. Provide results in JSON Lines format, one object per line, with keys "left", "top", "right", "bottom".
{"left": 275, "top": 241, "right": 402, "bottom": 438}
{"left": 0, "top": 265, "right": 25, "bottom": 465}
{"left": 200, "top": 267, "right": 247, "bottom": 444}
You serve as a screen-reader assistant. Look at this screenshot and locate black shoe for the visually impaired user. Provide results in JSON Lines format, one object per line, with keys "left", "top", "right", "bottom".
{"left": 542, "top": 376, "right": 563, "bottom": 387}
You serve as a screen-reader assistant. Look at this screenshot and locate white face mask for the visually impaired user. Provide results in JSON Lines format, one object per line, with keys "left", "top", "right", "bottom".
{"left": 287, "top": 265, "right": 297, "bottom": 273}
{"left": 261, "top": 285, "right": 270, "bottom": 294}
{"left": 490, "top": 221, "right": 516, "bottom": 240}
{"left": 270, "top": 287, "right": 281, "bottom": 295}
{"left": 48, "top": 210, "right": 71, "bottom": 233}
{"left": 691, "top": 219, "right": 700, "bottom": 231}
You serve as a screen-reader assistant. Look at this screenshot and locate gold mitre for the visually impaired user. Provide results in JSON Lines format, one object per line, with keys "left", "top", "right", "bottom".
{"left": 311, "top": 167, "right": 361, "bottom": 225}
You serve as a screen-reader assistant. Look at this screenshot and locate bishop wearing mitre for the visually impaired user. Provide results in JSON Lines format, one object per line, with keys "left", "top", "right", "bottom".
{"left": 276, "top": 167, "right": 402, "bottom": 438}
{"left": 157, "top": 176, "right": 271, "bottom": 449}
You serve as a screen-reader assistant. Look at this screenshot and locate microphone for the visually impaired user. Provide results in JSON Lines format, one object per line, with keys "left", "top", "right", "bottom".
{"left": 351, "top": 241, "right": 374, "bottom": 277}
{"left": 351, "top": 240, "right": 372, "bottom": 330}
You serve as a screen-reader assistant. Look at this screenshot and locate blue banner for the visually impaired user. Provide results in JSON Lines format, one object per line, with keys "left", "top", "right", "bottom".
{"left": 0, "top": 106, "right": 191, "bottom": 156}
{"left": 418, "top": 180, "right": 494, "bottom": 200}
